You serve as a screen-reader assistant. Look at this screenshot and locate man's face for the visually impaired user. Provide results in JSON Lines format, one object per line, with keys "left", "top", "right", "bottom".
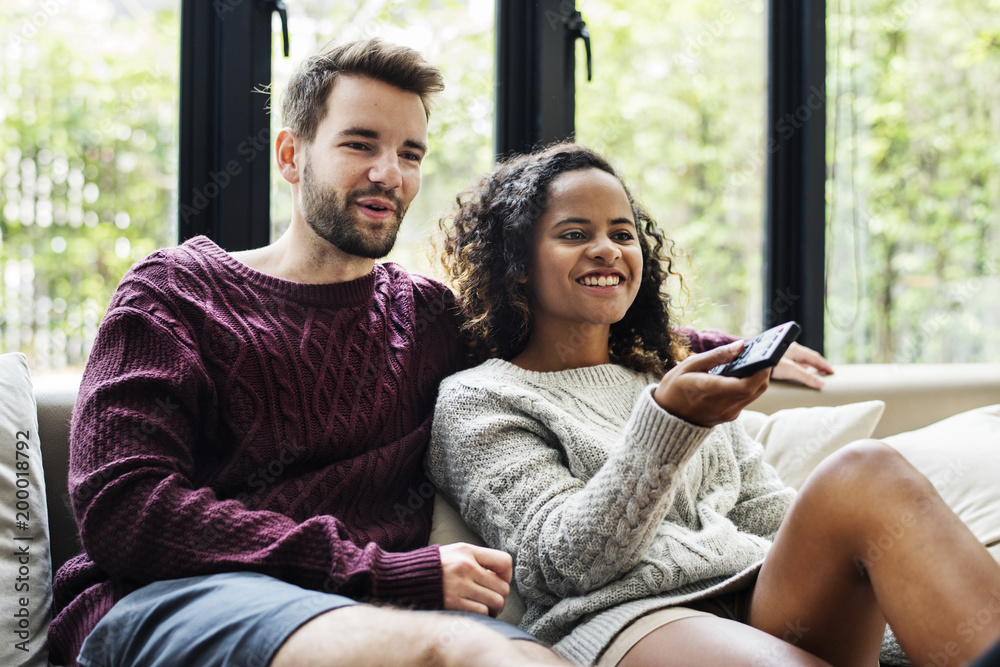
{"left": 298, "top": 75, "right": 428, "bottom": 259}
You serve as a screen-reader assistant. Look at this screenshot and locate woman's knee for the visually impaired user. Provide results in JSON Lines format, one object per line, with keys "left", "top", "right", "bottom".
{"left": 799, "top": 439, "right": 934, "bottom": 516}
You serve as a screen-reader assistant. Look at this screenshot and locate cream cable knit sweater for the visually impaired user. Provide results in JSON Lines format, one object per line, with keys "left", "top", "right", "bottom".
{"left": 426, "top": 359, "right": 796, "bottom": 665}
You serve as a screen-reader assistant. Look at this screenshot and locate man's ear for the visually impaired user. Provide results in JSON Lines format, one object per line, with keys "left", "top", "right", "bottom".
{"left": 276, "top": 128, "right": 302, "bottom": 184}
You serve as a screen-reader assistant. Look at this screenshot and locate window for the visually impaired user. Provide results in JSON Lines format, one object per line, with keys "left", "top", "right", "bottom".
{"left": 0, "top": 0, "right": 180, "bottom": 373}
{"left": 574, "top": 0, "right": 769, "bottom": 337}
{"left": 825, "top": 1, "right": 1000, "bottom": 362}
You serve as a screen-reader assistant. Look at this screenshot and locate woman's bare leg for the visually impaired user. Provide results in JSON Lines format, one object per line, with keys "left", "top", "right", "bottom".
{"left": 751, "top": 440, "right": 1000, "bottom": 666}
{"left": 617, "top": 616, "right": 832, "bottom": 667}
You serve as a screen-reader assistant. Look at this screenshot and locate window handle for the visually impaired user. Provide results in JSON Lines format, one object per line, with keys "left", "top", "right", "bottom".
{"left": 567, "top": 11, "right": 592, "bottom": 81}
{"left": 266, "top": 0, "right": 290, "bottom": 58}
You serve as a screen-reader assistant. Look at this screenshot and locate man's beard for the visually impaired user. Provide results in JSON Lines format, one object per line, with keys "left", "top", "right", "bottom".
{"left": 300, "top": 161, "right": 406, "bottom": 260}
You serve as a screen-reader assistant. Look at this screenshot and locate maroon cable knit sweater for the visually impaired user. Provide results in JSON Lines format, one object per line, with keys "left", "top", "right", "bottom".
{"left": 48, "top": 236, "right": 464, "bottom": 665}
{"left": 47, "top": 236, "right": 735, "bottom": 665}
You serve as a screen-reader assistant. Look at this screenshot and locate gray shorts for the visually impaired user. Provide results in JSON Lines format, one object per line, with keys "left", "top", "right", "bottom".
{"left": 77, "top": 571, "right": 539, "bottom": 667}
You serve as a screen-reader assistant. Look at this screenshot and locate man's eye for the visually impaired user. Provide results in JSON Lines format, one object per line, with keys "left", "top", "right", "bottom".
{"left": 401, "top": 152, "right": 423, "bottom": 163}
{"left": 345, "top": 142, "right": 369, "bottom": 150}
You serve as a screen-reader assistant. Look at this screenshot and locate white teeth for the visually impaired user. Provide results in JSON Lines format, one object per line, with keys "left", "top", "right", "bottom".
{"left": 581, "top": 275, "right": 620, "bottom": 286}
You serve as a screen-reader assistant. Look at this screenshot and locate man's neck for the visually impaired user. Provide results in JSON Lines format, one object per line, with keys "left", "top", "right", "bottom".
{"left": 231, "top": 222, "right": 376, "bottom": 285}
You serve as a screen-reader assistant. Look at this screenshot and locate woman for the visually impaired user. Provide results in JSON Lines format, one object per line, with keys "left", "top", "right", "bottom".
{"left": 426, "top": 143, "right": 1000, "bottom": 666}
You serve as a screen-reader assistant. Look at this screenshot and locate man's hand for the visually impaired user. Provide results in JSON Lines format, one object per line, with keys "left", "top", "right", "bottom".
{"left": 653, "top": 341, "right": 770, "bottom": 427}
{"left": 771, "top": 341, "right": 834, "bottom": 389}
{"left": 439, "top": 542, "right": 512, "bottom": 617}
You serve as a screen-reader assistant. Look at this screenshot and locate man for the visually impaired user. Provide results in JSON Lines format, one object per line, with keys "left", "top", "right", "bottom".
{"left": 49, "top": 38, "right": 568, "bottom": 667}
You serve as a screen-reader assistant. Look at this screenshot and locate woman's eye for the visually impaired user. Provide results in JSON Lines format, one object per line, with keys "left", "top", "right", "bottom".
{"left": 560, "top": 231, "right": 585, "bottom": 240}
{"left": 613, "top": 231, "right": 635, "bottom": 241}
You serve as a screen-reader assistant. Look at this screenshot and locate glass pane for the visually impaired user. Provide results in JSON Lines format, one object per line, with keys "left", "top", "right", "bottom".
{"left": 574, "top": 0, "right": 767, "bottom": 337}
{"left": 0, "top": 0, "right": 180, "bottom": 373}
{"left": 825, "top": 0, "right": 1000, "bottom": 363}
{"left": 269, "top": 0, "right": 495, "bottom": 278}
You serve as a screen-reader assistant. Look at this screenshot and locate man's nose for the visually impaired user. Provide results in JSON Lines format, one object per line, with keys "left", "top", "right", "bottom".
{"left": 368, "top": 151, "right": 402, "bottom": 190}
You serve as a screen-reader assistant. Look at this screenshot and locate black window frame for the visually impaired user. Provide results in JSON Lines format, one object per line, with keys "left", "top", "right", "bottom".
{"left": 178, "top": 0, "right": 276, "bottom": 252}
{"left": 181, "top": 0, "right": 827, "bottom": 350}
{"left": 495, "top": 0, "right": 827, "bottom": 351}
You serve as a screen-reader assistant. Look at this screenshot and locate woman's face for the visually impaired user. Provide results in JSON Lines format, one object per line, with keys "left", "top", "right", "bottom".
{"left": 526, "top": 168, "right": 644, "bottom": 333}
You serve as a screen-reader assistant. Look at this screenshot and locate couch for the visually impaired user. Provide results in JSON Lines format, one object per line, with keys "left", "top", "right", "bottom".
{"left": 8, "top": 358, "right": 1000, "bottom": 666}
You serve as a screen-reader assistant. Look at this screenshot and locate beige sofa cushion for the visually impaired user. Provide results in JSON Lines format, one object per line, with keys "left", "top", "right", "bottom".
{"left": 884, "top": 405, "right": 1000, "bottom": 562}
{"left": 740, "top": 400, "right": 886, "bottom": 489}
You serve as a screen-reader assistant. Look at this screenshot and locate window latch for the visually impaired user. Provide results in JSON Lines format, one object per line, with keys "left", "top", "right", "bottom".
{"left": 566, "top": 11, "right": 592, "bottom": 81}
{"left": 265, "top": 0, "right": 290, "bottom": 58}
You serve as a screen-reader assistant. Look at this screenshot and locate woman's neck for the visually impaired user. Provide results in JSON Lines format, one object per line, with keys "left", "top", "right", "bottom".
{"left": 511, "top": 322, "right": 612, "bottom": 372}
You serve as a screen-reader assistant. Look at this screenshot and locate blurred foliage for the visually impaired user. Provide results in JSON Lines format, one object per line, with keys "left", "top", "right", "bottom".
{"left": 573, "top": 0, "right": 769, "bottom": 337}
{"left": 825, "top": 0, "right": 1000, "bottom": 362}
{"left": 2, "top": 0, "right": 998, "bottom": 372}
{"left": 0, "top": 1, "right": 179, "bottom": 372}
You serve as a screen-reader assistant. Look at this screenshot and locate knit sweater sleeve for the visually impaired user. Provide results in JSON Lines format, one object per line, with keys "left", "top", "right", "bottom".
{"left": 426, "top": 376, "right": 712, "bottom": 601}
{"left": 720, "top": 421, "right": 796, "bottom": 540}
{"left": 69, "top": 270, "right": 442, "bottom": 608}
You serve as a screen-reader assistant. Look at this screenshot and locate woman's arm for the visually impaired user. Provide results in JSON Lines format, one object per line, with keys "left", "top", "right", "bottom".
{"left": 722, "top": 421, "right": 796, "bottom": 540}
{"left": 426, "top": 379, "right": 711, "bottom": 603}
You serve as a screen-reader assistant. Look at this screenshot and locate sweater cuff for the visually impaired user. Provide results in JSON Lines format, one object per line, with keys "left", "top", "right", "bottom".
{"left": 628, "top": 386, "right": 712, "bottom": 465}
{"left": 370, "top": 544, "right": 444, "bottom": 609}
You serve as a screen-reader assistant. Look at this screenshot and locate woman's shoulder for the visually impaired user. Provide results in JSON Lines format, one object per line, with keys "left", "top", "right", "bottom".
{"left": 439, "top": 358, "right": 524, "bottom": 395}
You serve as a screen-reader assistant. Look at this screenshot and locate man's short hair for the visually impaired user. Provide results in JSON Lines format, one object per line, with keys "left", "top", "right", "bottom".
{"left": 281, "top": 38, "right": 445, "bottom": 144}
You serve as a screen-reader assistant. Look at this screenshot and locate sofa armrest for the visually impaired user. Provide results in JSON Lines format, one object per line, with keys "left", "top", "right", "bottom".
{"left": 749, "top": 363, "right": 1000, "bottom": 438}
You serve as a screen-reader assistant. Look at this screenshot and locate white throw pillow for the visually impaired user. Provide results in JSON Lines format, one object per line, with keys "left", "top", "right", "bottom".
{"left": 740, "top": 400, "right": 886, "bottom": 489}
{"left": 0, "top": 353, "right": 52, "bottom": 667}
{"left": 883, "top": 405, "right": 1000, "bottom": 559}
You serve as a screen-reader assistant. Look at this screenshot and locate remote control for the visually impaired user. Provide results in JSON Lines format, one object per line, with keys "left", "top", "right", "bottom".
{"left": 708, "top": 321, "right": 802, "bottom": 378}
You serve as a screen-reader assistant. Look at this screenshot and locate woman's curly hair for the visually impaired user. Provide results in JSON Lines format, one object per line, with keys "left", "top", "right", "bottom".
{"left": 438, "top": 142, "right": 689, "bottom": 375}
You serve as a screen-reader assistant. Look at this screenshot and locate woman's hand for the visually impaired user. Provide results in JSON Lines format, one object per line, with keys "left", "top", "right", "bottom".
{"left": 439, "top": 542, "right": 512, "bottom": 617}
{"left": 771, "top": 342, "right": 834, "bottom": 389}
{"left": 653, "top": 341, "right": 770, "bottom": 427}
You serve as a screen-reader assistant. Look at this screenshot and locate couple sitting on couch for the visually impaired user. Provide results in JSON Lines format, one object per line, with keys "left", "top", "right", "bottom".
{"left": 49, "top": 37, "right": 1000, "bottom": 667}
